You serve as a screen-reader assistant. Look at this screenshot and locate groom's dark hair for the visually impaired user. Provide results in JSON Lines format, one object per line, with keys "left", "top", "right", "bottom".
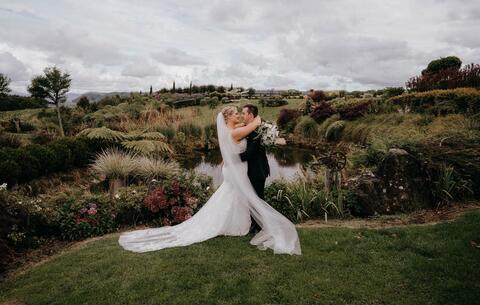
{"left": 243, "top": 104, "right": 258, "bottom": 117}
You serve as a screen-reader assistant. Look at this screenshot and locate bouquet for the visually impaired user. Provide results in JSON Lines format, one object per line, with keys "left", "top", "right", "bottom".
{"left": 255, "top": 121, "right": 279, "bottom": 146}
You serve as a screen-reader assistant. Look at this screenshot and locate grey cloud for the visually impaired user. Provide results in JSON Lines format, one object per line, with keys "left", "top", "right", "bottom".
{"left": 0, "top": 52, "right": 29, "bottom": 81}
{"left": 151, "top": 48, "right": 207, "bottom": 66}
{"left": 122, "top": 59, "right": 162, "bottom": 78}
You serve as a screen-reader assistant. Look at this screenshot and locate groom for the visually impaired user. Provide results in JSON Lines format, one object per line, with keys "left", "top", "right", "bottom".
{"left": 240, "top": 104, "right": 270, "bottom": 234}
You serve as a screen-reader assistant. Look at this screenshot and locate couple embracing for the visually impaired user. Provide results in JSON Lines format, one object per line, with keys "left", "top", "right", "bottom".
{"left": 119, "top": 104, "right": 301, "bottom": 255}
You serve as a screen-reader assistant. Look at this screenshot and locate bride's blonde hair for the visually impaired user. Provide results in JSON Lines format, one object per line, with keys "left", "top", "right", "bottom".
{"left": 221, "top": 106, "right": 237, "bottom": 122}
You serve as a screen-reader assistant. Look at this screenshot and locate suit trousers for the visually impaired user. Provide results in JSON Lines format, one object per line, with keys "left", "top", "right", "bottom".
{"left": 249, "top": 177, "right": 266, "bottom": 232}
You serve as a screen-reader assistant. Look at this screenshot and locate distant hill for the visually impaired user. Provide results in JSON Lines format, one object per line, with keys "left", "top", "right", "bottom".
{"left": 70, "top": 92, "right": 131, "bottom": 103}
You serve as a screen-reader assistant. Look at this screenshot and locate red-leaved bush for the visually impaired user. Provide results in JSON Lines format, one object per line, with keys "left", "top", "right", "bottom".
{"left": 143, "top": 179, "right": 204, "bottom": 225}
{"left": 277, "top": 109, "right": 301, "bottom": 128}
{"left": 406, "top": 63, "right": 480, "bottom": 92}
{"left": 310, "top": 102, "right": 336, "bottom": 123}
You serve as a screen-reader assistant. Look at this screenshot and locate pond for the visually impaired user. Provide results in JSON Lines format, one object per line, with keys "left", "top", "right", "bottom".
{"left": 179, "top": 147, "right": 316, "bottom": 187}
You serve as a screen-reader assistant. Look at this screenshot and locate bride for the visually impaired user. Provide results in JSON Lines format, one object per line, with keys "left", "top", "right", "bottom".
{"left": 119, "top": 106, "right": 301, "bottom": 255}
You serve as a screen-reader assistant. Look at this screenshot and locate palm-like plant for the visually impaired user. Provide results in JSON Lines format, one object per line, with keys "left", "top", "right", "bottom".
{"left": 79, "top": 127, "right": 172, "bottom": 155}
{"left": 79, "top": 126, "right": 125, "bottom": 141}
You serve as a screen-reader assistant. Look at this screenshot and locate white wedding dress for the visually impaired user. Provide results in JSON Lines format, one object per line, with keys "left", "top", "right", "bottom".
{"left": 118, "top": 113, "right": 301, "bottom": 255}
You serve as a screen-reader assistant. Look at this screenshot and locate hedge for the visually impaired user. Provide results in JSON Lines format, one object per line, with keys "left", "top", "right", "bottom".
{"left": 389, "top": 88, "right": 480, "bottom": 115}
{"left": 0, "top": 95, "right": 47, "bottom": 111}
{"left": 0, "top": 137, "right": 106, "bottom": 185}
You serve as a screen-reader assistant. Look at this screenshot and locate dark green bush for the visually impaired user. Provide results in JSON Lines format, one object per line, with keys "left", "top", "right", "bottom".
{"left": 0, "top": 137, "right": 105, "bottom": 185}
{"left": 264, "top": 181, "right": 298, "bottom": 222}
{"left": 0, "top": 95, "right": 47, "bottom": 111}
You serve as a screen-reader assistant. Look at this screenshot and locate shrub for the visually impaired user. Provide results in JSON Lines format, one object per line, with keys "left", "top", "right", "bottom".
{"left": 0, "top": 95, "right": 47, "bottom": 111}
{"left": 389, "top": 88, "right": 480, "bottom": 115}
{"left": 0, "top": 133, "right": 21, "bottom": 148}
{"left": 382, "top": 87, "right": 405, "bottom": 99}
{"left": 325, "top": 120, "right": 346, "bottom": 141}
{"left": 133, "top": 157, "right": 181, "bottom": 181}
{"left": 308, "top": 90, "right": 327, "bottom": 103}
{"left": 0, "top": 159, "right": 20, "bottom": 185}
{"left": 221, "top": 97, "right": 232, "bottom": 104}
{"left": 407, "top": 63, "right": 480, "bottom": 92}
{"left": 142, "top": 171, "right": 213, "bottom": 225}
{"left": 336, "top": 100, "right": 373, "bottom": 120}
{"left": 58, "top": 196, "right": 117, "bottom": 240}
{"left": 31, "top": 130, "right": 56, "bottom": 145}
{"left": 22, "top": 145, "right": 57, "bottom": 176}
{"left": 277, "top": 109, "right": 301, "bottom": 129}
{"left": 208, "top": 97, "right": 220, "bottom": 109}
{"left": 259, "top": 97, "right": 288, "bottom": 107}
{"left": 310, "top": 102, "right": 335, "bottom": 123}
{"left": 318, "top": 114, "right": 340, "bottom": 137}
{"left": 178, "top": 122, "right": 202, "bottom": 138}
{"left": 294, "top": 116, "right": 319, "bottom": 139}
{"left": 156, "top": 126, "right": 175, "bottom": 142}
{"left": 91, "top": 148, "right": 135, "bottom": 180}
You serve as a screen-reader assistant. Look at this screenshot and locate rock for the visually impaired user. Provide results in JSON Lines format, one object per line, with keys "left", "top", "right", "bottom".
{"left": 349, "top": 149, "right": 431, "bottom": 217}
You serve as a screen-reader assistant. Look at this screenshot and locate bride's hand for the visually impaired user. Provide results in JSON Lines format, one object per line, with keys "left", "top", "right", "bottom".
{"left": 253, "top": 116, "right": 262, "bottom": 126}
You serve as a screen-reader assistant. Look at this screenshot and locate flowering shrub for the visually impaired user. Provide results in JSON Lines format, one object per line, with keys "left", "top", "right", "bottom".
{"left": 143, "top": 171, "right": 213, "bottom": 225}
{"left": 58, "top": 196, "right": 117, "bottom": 240}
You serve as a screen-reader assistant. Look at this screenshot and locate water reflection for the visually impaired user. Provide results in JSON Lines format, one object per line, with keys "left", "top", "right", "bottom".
{"left": 179, "top": 147, "right": 315, "bottom": 188}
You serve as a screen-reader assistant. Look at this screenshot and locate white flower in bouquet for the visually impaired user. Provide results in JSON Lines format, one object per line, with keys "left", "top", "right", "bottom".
{"left": 0, "top": 183, "right": 7, "bottom": 191}
{"left": 255, "top": 121, "right": 279, "bottom": 146}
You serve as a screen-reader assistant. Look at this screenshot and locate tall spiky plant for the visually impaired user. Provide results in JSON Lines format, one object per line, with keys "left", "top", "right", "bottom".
{"left": 91, "top": 148, "right": 136, "bottom": 200}
{"left": 133, "top": 156, "right": 181, "bottom": 182}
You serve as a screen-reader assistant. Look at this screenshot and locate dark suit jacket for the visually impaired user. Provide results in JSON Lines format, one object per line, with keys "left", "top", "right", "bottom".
{"left": 239, "top": 130, "right": 270, "bottom": 181}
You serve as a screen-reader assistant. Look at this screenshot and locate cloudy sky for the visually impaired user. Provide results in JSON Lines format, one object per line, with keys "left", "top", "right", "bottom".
{"left": 1, "top": 0, "right": 479, "bottom": 94}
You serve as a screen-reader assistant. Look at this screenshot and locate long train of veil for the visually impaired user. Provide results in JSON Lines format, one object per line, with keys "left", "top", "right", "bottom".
{"left": 118, "top": 113, "right": 301, "bottom": 255}
{"left": 216, "top": 113, "right": 301, "bottom": 255}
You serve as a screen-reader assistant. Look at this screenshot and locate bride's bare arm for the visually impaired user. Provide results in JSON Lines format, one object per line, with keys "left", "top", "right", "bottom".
{"left": 232, "top": 116, "right": 261, "bottom": 142}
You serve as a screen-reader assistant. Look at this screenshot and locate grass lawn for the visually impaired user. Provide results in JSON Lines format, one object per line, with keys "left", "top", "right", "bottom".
{"left": 1, "top": 211, "right": 479, "bottom": 305}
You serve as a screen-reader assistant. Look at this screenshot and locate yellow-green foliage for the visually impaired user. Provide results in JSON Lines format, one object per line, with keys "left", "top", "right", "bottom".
{"left": 294, "top": 116, "right": 319, "bottom": 139}
{"left": 389, "top": 88, "right": 480, "bottom": 115}
{"left": 341, "top": 112, "right": 479, "bottom": 147}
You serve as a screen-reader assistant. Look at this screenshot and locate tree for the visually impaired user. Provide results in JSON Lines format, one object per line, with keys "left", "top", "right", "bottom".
{"left": 217, "top": 86, "right": 226, "bottom": 93}
{"left": 308, "top": 90, "right": 327, "bottom": 103}
{"left": 207, "top": 84, "right": 216, "bottom": 93}
{"left": 28, "top": 66, "right": 71, "bottom": 137}
{"left": 189, "top": 81, "right": 192, "bottom": 95}
{"left": 0, "top": 73, "right": 12, "bottom": 96}
{"left": 171, "top": 80, "right": 176, "bottom": 93}
{"left": 423, "top": 56, "right": 462, "bottom": 75}
{"left": 149, "top": 85, "right": 153, "bottom": 95}
{"left": 230, "top": 83, "right": 233, "bottom": 91}
{"left": 383, "top": 87, "right": 405, "bottom": 99}
{"left": 247, "top": 87, "right": 256, "bottom": 98}
{"left": 77, "top": 96, "right": 90, "bottom": 110}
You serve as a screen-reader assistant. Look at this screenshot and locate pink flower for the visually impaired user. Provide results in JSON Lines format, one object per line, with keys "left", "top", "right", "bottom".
{"left": 79, "top": 208, "right": 88, "bottom": 214}
{"left": 89, "top": 203, "right": 97, "bottom": 209}
{"left": 171, "top": 181, "right": 181, "bottom": 195}
{"left": 172, "top": 206, "right": 193, "bottom": 223}
{"left": 162, "top": 218, "right": 171, "bottom": 226}
{"left": 87, "top": 208, "right": 97, "bottom": 215}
